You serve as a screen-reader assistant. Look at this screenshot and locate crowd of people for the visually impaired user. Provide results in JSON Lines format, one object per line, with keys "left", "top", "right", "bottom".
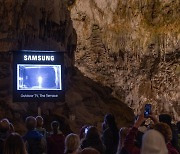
{"left": 0, "top": 110, "right": 180, "bottom": 154}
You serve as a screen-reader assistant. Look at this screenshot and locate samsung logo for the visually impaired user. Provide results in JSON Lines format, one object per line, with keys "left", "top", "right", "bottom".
{"left": 24, "top": 55, "right": 54, "bottom": 61}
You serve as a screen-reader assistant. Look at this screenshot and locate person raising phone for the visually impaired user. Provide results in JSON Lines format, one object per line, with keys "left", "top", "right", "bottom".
{"left": 123, "top": 105, "right": 178, "bottom": 154}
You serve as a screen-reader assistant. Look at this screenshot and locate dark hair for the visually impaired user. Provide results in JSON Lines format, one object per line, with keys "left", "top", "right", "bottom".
{"left": 116, "top": 127, "right": 129, "bottom": 153}
{"left": 36, "top": 116, "right": 43, "bottom": 128}
{"left": 153, "top": 122, "right": 172, "bottom": 143}
{"left": 3, "top": 133, "right": 27, "bottom": 154}
{"left": 79, "top": 125, "right": 89, "bottom": 140}
{"left": 104, "top": 114, "right": 119, "bottom": 144}
{"left": 0, "top": 119, "right": 10, "bottom": 133}
{"left": 159, "top": 114, "right": 172, "bottom": 126}
{"left": 85, "top": 126, "right": 99, "bottom": 140}
{"left": 51, "top": 121, "right": 59, "bottom": 134}
{"left": 135, "top": 131, "right": 144, "bottom": 148}
{"left": 81, "top": 126, "right": 104, "bottom": 153}
{"left": 25, "top": 116, "right": 36, "bottom": 130}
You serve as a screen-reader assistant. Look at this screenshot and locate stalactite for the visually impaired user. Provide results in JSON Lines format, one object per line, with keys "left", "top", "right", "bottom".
{"left": 71, "top": 0, "right": 180, "bottom": 121}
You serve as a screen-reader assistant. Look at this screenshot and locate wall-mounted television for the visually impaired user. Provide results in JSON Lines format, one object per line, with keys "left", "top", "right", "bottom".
{"left": 13, "top": 50, "right": 65, "bottom": 102}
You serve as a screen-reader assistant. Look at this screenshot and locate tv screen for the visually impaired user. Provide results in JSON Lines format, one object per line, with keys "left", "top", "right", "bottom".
{"left": 13, "top": 50, "right": 65, "bottom": 102}
{"left": 17, "top": 64, "right": 62, "bottom": 90}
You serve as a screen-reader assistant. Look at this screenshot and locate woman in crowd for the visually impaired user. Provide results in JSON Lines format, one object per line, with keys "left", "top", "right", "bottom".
{"left": 124, "top": 113, "right": 179, "bottom": 154}
{"left": 102, "top": 114, "right": 119, "bottom": 154}
{"left": 116, "top": 127, "right": 129, "bottom": 154}
{"left": 153, "top": 122, "right": 179, "bottom": 154}
{"left": 79, "top": 125, "right": 89, "bottom": 141}
{"left": 159, "top": 114, "right": 179, "bottom": 150}
{"left": 3, "top": 133, "right": 27, "bottom": 154}
{"left": 65, "top": 133, "right": 80, "bottom": 154}
{"left": 81, "top": 126, "right": 105, "bottom": 154}
{"left": 47, "top": 121, "right": 65, "bottom": 154}
{"left": 141, "top": 129, "right": 168, "bottom": 154}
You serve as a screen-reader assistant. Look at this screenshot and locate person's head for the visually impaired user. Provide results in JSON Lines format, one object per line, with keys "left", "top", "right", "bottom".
{"left": 153, "top": 122, "right": 172, "bottom": 143}
{"left": 51, "top": 121, "right": 59, "bottom": 134}
{"left": 117, "top": 127, "right": 129, "bottom": 152}
{"left": 119, "top": 127, "right": 129, "bottom": 146}
{"left": 135, "top": 131, "right": 144, "bottom": 148}
{"left": 102, "top": 122, "right": 107, "bottom": 131}
{"left": 25, "top": 116, "right": 36, "bottom": 130}
{"left": 104, "top": 113, "right": 119, "bottom": 143}
{"left": 85, "top": 126, "right": 100, "bottom": 140}
{"left": 36, "top": 116, "right": 44, "bottom": 128}
{"left": 79, "top": 125, "right": 89, "bottom": 140}
{"left": 159, "top": 114, "right": 172, "bottom": 126}
{"left": 141, "top": 129, "right": 168, "bottom": 154}
{"left": 104, "top": 113, "right": 116, "bottom": 128}
{"left": 3, "top": 133, "right": 27, "bottom": 154}
{"left": 0, "top": 118, "right": 10, "bottom": 133}
{"left": 9, "top": 123, "right": 15, "bottom": 133}
{"left": 65, "top": 133, "right": 80, "bottom": 153}
{"left": 80, "top": 147, "right": 100, "bottom": 154}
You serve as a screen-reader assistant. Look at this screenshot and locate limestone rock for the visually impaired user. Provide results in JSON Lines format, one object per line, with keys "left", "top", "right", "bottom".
{"left": 0, "top": 0, "right": 134, "bottom": 134}
{"left": 71, "top": 0, "right": 180, "bottom": 121}
{"left": 66, "top": 68, "right": 134, "bottom": 132}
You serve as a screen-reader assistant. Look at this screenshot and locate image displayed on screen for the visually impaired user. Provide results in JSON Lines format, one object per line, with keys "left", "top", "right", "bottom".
{"left": 17, "top": 64, "right": 62, "bottom": 90}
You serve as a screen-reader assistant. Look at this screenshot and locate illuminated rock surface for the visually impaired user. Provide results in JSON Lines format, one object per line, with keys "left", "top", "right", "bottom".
{"left": 71, "top": 0, "right": 180, "bottom": 121}
{"left": 0, "top": 0, "right": 133, "bottom": 133}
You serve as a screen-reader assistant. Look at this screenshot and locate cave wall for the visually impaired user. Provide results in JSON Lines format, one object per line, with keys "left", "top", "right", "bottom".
{"left": 70, "top": 0, "right": 180, "bottom": 121}
{"left": 0, "top": 0, "right": 76, "bottom": 133}
{"left": 0, "top": 0, "right": 134, "bottom": 133}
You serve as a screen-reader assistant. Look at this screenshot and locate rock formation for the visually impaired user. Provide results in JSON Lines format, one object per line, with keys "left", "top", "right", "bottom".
{"left": 70, "top": 0, "right": 180, "bottom": 121}
{"left": 0, "top": 0, "right": 134, "bottom": 134}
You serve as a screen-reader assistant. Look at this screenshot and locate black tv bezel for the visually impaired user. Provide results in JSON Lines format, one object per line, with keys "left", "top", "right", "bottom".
{"left": 13, "top": 50, "right": 65, "bottom": 102}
